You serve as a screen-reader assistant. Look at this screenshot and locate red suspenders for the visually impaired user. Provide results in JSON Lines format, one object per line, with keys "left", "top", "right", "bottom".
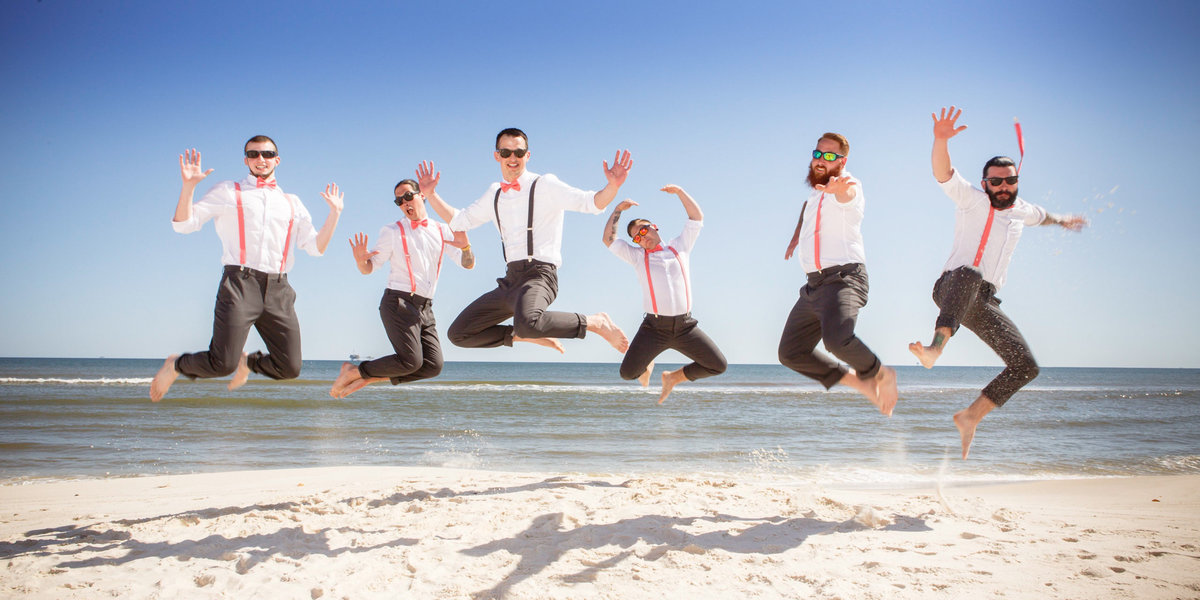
{"left": 973, "top": 206, "right": 996, "bottom": 268}
{"left": 642, "top": 246, "right": 689, "bottom": 315}
{"left": 396, "top": 221, "right": 447, "bottom": 295}
{"left": 233, "top": 182, "right": 295, "bottom": 273}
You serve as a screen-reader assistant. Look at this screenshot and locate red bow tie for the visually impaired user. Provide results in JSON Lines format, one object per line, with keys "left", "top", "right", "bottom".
{"left": 500, "top": 180, "right": 521, "bottom": 193}
{"left": 649, "top": 245, "right": 664, "bottom": 253}
{"left": 410, "top": 219, "right": 428, "bottom": 229}
{"left": 256, "top": 178, "right": 277, "bottom": 189}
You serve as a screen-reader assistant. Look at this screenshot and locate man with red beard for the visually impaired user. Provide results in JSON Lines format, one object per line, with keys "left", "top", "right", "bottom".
{"left": 779, "top": 132, "right": 898, "bottom": 416}
{"left": 909, "top": 106, "right": 1087, "bottom": 459}
{"left": 329, "top": 163, "right": 473, "bottom": 398}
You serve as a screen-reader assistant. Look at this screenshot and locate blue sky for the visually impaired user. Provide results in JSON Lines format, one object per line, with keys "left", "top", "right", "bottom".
{"left": 1, "top": 1, "right": 1197, "bottom": 368}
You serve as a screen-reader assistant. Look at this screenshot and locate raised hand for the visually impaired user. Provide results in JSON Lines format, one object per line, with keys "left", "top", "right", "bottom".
{"left": 660, "top": 184, "right": 683, "bottom": 195}
{"left": 179, "top": 148, "right": 214, "bottom": 186}
{"left": 603, "top": 150, "right": 634, "bottom": 187}
{"left": 932, "top": 106, "right": 968, "bottom": 141}
{"left": 322, "top": 183, "right": 344, "bottom": 212}
{"left": 615, "top": 199, "right": 638, "bottom": 212}
{"left": 447, "top": 230, "right": 471, "bottom": 249}
{"left": 814, "top": 176, "right": 858, "bottom": 196}
{"left": 784, "top": 237, "right": 800, "bottom": 261}
{"left": 1059, "top": 215, "right": 1089, "bottom": 232}
{"left": 349, "top": 232, "right": 378, "bottom": 264}
{"left": 416, "top": 160, "right": 440, "bottom": 195}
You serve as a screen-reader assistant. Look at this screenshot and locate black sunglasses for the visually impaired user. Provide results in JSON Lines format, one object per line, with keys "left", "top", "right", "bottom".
{"left": 497, "top": 148, "right": 528, "bottom": 158}
{"left": 984, "top": 176, "right": 1019, "bottom": 186}
{"left": 245, "top": 150, "right": 278, "bottom": 159}
{"left": 394, "top": 191, "right": 418, "bottom": 206}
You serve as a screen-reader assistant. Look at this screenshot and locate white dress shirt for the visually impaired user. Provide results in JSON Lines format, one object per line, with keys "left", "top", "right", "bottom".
{"left": 448, "top": 171, "right": 599, "bottom": 266}
{"left": 797, "top": 170, "right": 867, "bottom": 273}
{"left": 939, "top": 169, "right": 1048, "bottom": 289}
{"left": 609, "top": 219, "right": 701, "bottom": 316}
{"left": 172, "top": 175, "right": 321, "bottom": 274}
{"left": 369, "top": 219, "right": 463, "bottom": 298}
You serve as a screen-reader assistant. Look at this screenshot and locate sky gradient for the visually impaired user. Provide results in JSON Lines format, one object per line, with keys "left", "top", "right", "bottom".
{"left": 2, "top": 1, "right": 1197, "bottom": 368}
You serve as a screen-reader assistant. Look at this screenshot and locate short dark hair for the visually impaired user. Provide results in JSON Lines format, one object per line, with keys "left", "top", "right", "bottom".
{"left": 496, "top": 128, "right": 528, "bottom": 149}
{"left": 818, "top": 132, "right": 849, "bottom": 156}
{"left": 982, "top": 156, "right": 1017, "bottom": 178}
{"left": 626, "top": 218, "right": 651, "bottom": 238}
{"left": 394, "top": 179, "right": 420, "bottom": 194}
{"left": 244, "top": 135, "right": 277, "bottom": 153}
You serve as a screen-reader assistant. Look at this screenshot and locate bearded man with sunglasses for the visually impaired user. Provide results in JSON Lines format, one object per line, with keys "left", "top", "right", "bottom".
{"left": 150, "top": 135, "right": 343, "bottom": 402}
{"left": 432, "top": 128, "right": 633, "bottom": 355}
{"left": 603, "top": 185, "right": 727, "bottom": 404}
{"left": 909, "top": 106, "right": 1087, "bottom": 459}
{"left": 779, "top": 132, "right": 899, "bottom": 417}
{"left": 329, "top": 164, "right": 473, "bottom": 398}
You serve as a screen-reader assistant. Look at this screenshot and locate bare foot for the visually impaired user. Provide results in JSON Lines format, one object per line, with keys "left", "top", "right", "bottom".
{"left": 149, "top": 355, "right": 179, "bottom": 402}
{"left": 658, "top": 368, "right": 687, "bottom": 404}
{"left": 954, "top": 395, "right": 997, "bottom": 459}
{"left": 953, "top": 411, "right": 977, "bottom": 459}
{"left": 514, "top": 335, "right": 565, "bottom": 353}
{"left": 638, "top": 361, "right": 655, "bottom": 388}
{"left": 586, "top": 313, "right": 629, "bottom": 353}
{"left": 839, "top": 369, "right": 878, "bottom": 406}
{"left": 330, "top": 362, "right": 358, "bottom": 398}
{"left": 338, "top": 376, "right": 386, "bottom": 399}
{"left": 874, "top": 366, "right": 899, "bottom": 417}
{"left": 908, "top": 342, "right": 941, "bottom": 369}
{"left": 228, "top": 353, "right": 251, "bottom": 391}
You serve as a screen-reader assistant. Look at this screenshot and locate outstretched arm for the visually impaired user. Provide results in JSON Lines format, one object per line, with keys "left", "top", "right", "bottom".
{"left": 417, "top": 160, "right": 458, "bottom": 223}
{"left": 314, "top": 183, "right": 345, "bottom": 254}
{"left": 813, "top": 176, "right": 858, "bottom": 204}
{"left": 932, "top": 106, "right": 968, "bottom": 183}
{"left": 174, "top": 148, "right": 214, "bottom": 222}
{"left": 661, "top": 184, "right": 702, "bottom": 221}
{"left": 1041, "top": 213, "right": 1089, "bottom": 231}
{"left": 349, "top": 232, "right": 378, "bottom": 275}
{"left": 602, "top": 199, "right": 638, "bottom": 247}
{"left": 592, "top": 150, "right": 634, "bottom": 210}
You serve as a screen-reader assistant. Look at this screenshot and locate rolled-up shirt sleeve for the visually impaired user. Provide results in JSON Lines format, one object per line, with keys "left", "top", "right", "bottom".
{"left": 449, "top": 186, "right": 500, "bottom": 232}
{"left": 172, "top": 181, "right": 229, "bottom": 234}
{"left": 607, "top": 239, "right": 640, "bottom": 266}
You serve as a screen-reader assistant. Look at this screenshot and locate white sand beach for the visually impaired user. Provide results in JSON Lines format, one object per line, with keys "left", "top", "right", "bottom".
{"left": 2, "top": 468, "right": 1197, "bottom": 599}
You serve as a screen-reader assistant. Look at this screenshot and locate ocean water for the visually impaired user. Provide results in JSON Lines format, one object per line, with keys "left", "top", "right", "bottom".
{"left": 1, "top": 358, "right": 1198, "bottom": 485}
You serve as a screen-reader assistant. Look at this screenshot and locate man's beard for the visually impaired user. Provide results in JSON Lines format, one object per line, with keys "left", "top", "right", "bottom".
{"left": 986, "top": 187, "right": 1017, "bottom": 209}
{"left": 806, "top": 162, "right": 843, "bottom": 188}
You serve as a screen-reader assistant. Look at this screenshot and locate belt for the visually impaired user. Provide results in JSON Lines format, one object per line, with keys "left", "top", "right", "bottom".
{"left": 806, "top": 262, "right": 861, "bottom": 283}
{"left": 506, "top": 258, "right": 555, "bottom": 270}
{"left": 225, "top": 264, "right": 287, "bottom": 281}
{"left": 388, "top": 288, "right": 432, "bottom": 307}
{"left": 645, "top": 312, "right": 691, "bottom": 322}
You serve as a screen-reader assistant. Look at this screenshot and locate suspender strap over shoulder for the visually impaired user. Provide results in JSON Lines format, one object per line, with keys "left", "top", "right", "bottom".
{"left": 233, "top": 181, "right": 294, "bottom": 274}
{"left": 493, "top": 177, "right": 539, "bottom": 262}
{"left": 234, "top": 183, "right": 247, "bottom": 265}
{"left": 397, "top": 220, "right": 416, "bottom": 293}
{"left": 973, "top": 206, "right": 996, "bottom": 268}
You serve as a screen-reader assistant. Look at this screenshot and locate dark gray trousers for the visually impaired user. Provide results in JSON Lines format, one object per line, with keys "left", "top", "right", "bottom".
{"left": 358, "top": 289, "right": 443, "bottom": 385}
{"left": 777, "top": 262, "right": 882, "bottom": 389}
{"left": 933, "top": 266, "right": 1039, "bottom": 406}
{"left": 619, "top": 314, "right": 727, "bottom": 382}
{"left": 176, "top": 266, "right": 302, "bottom": 380}
{"left": 448, "top": 260, "right": 587, "bottom": 348}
